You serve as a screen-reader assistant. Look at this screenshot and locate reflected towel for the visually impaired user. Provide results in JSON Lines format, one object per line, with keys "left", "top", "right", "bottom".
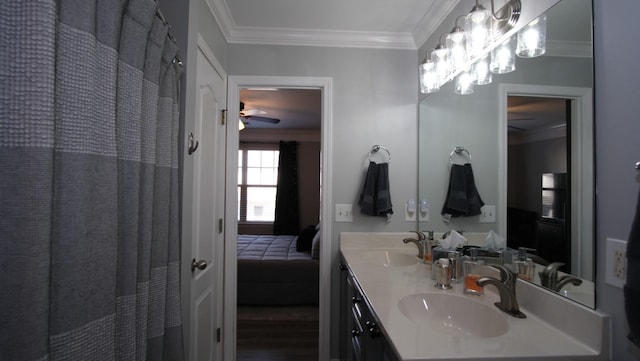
{"left": 625, "top": 186, "right": 640, "bottom": 347}
{"left": 441, "top": 163, "right": 484, "bottom": 217}
{"left": 358, "top": 161, "right": 393, "bottom": 218}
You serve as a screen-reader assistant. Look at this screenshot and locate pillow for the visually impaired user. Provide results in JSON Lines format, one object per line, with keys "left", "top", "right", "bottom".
{"left": 311, "top": 230, "right": 320, "bottom": 259}
{"left": 296, "top": 225, "right": 317, "bottom": 252}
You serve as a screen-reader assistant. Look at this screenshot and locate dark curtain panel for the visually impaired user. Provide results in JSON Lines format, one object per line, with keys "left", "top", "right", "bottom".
{"left": 273, "top": 141, "right": 300, "bottom": 235}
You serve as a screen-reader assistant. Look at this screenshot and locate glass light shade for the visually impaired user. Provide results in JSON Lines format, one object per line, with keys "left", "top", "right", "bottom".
{"left": 465, "top": 5, "right": 493, "bottom": 58}
{"left": 455, "top": 70, "right": 474, "bottom": 95}
{"left": 472, "top": 55, "right": 492, "bottom": 85}
{"left": 446, "top": 29, "right": 468, "bottom": 72}
{"left": 419, "top": 60, "right": 440, "bottom": 93}
{"left": 431, "top": 46, "right": 451, "bottom": 85}
{"left": 517, "top": 14, "right": 547, "bottom": 58}
{"left": 238, "top": 119, "right": 245, "bottom": 130}
{"left": 490, "top": 36, "right": 516, "bottom": 74}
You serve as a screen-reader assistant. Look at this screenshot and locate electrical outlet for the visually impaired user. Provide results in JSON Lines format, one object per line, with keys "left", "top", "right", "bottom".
{"left": 335, "top": 204, "right": 353, "bottom": 222}
{"left": 479, "top": 205, "right": 496, "bottom": 223}
{"left": 405, "top": 203, "right": 417, "bottom": 222}
{"left": 606, "top": 238, "right": 627, "bottom": 288}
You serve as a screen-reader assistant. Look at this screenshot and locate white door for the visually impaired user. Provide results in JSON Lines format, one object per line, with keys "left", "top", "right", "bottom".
{"left": 188, "top": 47, "right": 226, "bottom": 361}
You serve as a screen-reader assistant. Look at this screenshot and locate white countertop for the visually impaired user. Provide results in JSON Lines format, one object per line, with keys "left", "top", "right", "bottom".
{"left": 340, "top": 232, "right": 610, "bottom": 361}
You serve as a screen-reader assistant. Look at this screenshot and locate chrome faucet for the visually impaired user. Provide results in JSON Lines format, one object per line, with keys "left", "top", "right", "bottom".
{"left": 476, "top": 265, "right": 526, "bottom": 318}
{"left": 402, "top": 231, "right": 425, "bottom": 259}
{"left": 539, "top": 262, "right": 583, "bottom": 291}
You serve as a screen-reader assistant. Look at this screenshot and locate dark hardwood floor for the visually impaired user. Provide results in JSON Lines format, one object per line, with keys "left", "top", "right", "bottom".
{"left": 236, "top": 306, "right": 319, "bottom": 361}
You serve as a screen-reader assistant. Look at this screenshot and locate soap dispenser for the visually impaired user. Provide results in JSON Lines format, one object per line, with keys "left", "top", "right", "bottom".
{"left": 514, "top": 247, "right": 535, "bottom": 281}
{"left": 463, "top": 248, "right": 485, "bottom": 295}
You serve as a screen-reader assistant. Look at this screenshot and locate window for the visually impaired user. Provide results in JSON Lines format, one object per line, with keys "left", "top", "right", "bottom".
{"left": 238, "top": 145, "right": 279, "bottom": 222}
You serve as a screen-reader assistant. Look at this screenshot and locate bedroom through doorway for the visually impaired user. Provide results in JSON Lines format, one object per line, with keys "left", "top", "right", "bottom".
{"left": 235, "top": 87, "right": 322, "bottom": 361}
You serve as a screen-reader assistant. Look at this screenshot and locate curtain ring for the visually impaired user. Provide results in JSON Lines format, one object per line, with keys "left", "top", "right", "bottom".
{"left": 188, "top": 132, "right": 199, "bottom": 155}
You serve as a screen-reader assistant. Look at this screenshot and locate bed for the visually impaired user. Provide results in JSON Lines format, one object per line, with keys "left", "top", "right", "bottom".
{"left": 237, "top": 234, "right": 319, "bottom": 305}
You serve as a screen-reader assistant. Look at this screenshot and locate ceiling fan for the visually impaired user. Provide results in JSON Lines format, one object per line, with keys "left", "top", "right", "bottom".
{"left": 239, "top": 102, "right": 280, "bottom": 125}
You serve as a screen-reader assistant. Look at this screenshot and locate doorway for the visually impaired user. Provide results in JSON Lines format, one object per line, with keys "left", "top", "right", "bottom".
{"left": 506, "top": 96, "right": 571, "bottom": 269}
{"left": 498, "top": 84, "right": 594, "bottom": 279}
{"left": 224, "top": 76, "right": 333, "bottom": 361}
{"left": 235, "top": 88, "right": 321, "bottom": 360}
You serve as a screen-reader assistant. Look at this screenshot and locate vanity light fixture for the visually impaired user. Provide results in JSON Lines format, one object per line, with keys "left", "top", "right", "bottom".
{"left": 419, "top": 0, "right": 548, "bottom": 95}
{"left": 238, "top": 119, "right": 245, "bottom": 131}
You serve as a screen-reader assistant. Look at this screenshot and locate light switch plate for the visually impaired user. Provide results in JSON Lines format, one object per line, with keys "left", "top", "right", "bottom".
{"left": 335, "top": 204, "right": 353, "bottom": 222}
{"left": 605, "top": 238, "right": 627, "bottom": 288}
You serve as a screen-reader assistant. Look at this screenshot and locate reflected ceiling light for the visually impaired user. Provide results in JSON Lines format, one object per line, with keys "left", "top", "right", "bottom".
{"left": 490, "top": 36, "right": 516, "bottom": 74}
{"left": 454, "top": 69, "right": 475, "bottom": 95}
{"left": 517, "top": 14, "right": 547, "bottom": 58}
{"left": 419, "top": 0, "right": 549, "bottom": 96}
{"left": 472, "top": 55, "right": 492, "bottom": 85}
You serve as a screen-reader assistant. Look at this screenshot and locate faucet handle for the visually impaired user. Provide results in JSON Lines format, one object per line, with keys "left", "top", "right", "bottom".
{"left": 409, "top": 230, "right": 426, "bottom": 241}
{"left": 492, "top": 264, "right": 516, "bottom": 288}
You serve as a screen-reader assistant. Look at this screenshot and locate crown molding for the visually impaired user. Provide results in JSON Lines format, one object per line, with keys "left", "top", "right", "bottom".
{"left": 412, "top": 0, "right": 461, "bottom": 51}
{"left": 207, "top": 0, "right": 418, "bottom": 49}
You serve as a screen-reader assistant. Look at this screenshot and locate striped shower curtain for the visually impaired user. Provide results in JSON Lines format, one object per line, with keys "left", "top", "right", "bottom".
{"left": 1, "top": 0, "right": 184, "bottom": 360}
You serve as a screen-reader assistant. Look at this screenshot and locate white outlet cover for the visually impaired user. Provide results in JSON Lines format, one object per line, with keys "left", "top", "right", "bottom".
{"left": 605, "top": 237, "right": 627, "bottom": 288}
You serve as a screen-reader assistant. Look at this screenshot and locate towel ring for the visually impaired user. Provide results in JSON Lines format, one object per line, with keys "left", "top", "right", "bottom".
{"left": 449, "top": 146, "right": 471, "bottom": 165}
{"left": 368, "top": 145, "right": 391, "bottom": 163}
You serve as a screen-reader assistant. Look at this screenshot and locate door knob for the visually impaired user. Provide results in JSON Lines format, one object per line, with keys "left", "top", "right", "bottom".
{"left": 191, "top": 258, "right": 207, "bottom": 272}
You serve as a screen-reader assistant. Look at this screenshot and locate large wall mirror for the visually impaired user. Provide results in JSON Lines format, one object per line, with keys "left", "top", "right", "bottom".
{"left": 418, "top": 0, "right": 594, "bottom": 307}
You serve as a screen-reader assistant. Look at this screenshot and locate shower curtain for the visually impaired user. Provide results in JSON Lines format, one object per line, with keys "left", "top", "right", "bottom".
{"left": 1, "top": 0, "right": 184, "bottom": 360}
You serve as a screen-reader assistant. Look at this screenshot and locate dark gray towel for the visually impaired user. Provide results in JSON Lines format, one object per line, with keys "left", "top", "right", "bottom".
{"left": 441, "top": 163, "right": 484, "bottom": 217}
{"left": 375, "top": 163, "right": 393, "bottom": 217}
{"left": 358, "top": 161, "right": 393, "bottom": 217}
{"left": 464, "top": 163, "right": 485, "bottom": 216}
{"left": 625, "top": 186, "right": 640, "bottom": 347}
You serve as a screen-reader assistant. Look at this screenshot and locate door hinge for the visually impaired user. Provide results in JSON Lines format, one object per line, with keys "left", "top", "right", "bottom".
{"left": 221, "top": 109, "right": 226, "bottom": 125}
{"left": 218, "top": 218, "right": 223, "bottom": 233}
{"left": 216, "top": 327, "right": 221, "bottom": 342}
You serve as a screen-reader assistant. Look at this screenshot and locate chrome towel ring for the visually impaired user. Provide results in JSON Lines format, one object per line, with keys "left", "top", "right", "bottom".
{"left": 449, "top": 146, "right": 472, "bottom": 165}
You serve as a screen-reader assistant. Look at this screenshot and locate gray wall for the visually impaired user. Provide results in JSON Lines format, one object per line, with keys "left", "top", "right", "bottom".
{"left": 227, "top": 43, "right": 419, "bottom": 357}
{"left": 594, "top": 0, "right": 640, "bottom": 359}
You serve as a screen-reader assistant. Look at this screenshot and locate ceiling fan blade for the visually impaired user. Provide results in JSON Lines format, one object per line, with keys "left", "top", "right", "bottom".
{"left": 244, "top": 115, "right": 280, "bottom": 124}
{"left": 241, "top": 108, "right": 267, "bottom": 116}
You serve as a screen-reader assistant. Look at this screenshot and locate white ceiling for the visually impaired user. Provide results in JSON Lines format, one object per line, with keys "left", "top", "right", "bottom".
{"left": 208, "top": 0, "right": 458, "bottom": 50}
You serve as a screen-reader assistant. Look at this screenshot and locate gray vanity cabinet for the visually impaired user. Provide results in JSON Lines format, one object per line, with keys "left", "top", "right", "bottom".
{"left": 340, "top": 258, "right": 400, "bottom": 361}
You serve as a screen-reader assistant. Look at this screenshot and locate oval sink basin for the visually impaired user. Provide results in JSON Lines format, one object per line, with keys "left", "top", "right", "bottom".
{"left": 398, "top": 293, "right": 509, "bottom": 338}
{"left": 363, "top": 250, "right": 418, "bottom": 267}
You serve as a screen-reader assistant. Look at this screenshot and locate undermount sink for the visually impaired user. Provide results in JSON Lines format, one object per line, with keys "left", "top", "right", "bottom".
{"left": 363, "top": 250, "right": 418, "bottom": 267}
{"left": 398, "top": 293, "right": 509, "bottom": 338}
